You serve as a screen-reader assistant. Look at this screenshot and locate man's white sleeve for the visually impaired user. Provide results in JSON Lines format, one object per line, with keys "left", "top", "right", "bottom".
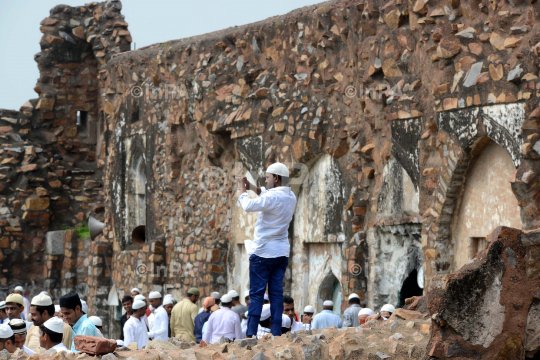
{"left": 202, "top": 314, "right": 213, "bottom": 343}
{"left": 237, "top": 188, "right": 276, "bottom": 212}
{"left": 235, "top": 318, "right": 243, "bottom": 340}
{"left": 124, "top": 321, "right": 134, "bottom": 347}
{"left": 148, "top": 309, "right": 168, "bottom": 340}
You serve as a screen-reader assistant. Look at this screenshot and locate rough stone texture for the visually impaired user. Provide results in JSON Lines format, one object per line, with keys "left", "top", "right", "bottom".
{"left": 428, "top": 226, "right": 540, "bottom": 359}
{"left": 74, "top": 335, "right": 117, "bottom": 355}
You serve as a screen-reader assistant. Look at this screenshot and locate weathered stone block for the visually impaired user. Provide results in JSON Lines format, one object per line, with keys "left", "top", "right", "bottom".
{"left": 46, "top": 231, "right": 66, "bottom": 255}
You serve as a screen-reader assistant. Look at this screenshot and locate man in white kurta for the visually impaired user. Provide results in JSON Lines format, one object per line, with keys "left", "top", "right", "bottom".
{"left": 202, "top": 295, "right": 242, "bottom": 344}
{"left": 123, "top": 300, "right": 149, "bottom": 349}
{"left": 147, "top": 292, "right": 168, "bottom": 341}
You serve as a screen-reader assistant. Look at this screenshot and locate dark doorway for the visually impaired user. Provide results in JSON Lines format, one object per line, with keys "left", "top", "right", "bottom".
{"left": 398, "top": 269, "right": 423, "bottom": 308}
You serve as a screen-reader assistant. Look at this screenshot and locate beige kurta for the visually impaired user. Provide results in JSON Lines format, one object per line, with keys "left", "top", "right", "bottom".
{"left": 26, "top": 322, "right": 72, "bottom": 353}
{"left": 170, "top": 299, "right": 198, "bottom": 342}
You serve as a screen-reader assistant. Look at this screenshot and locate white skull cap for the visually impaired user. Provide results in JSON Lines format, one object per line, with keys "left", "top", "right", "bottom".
{"left": 260, "top": 304, "right": 271, "bottom": 321}
{"left": 266, "top": 163, "right": 289, "bottom": 177}
{"left": 44, "top": 317, "right": 65, "bottom": 334}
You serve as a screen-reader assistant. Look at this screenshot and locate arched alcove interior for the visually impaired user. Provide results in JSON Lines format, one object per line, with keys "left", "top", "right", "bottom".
{"left": 317, "top": 272, "right": 342, "bottom": 315}
{"left": 127, "top": 149, "right": 146, "bottom": 247}
{"left": 452, "top": 140, "right": 522, "bottom": 270}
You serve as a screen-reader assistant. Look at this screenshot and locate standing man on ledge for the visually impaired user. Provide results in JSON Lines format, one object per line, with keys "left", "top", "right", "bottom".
{"left": 236, "top": 162, "right": 297, "bottom": 337}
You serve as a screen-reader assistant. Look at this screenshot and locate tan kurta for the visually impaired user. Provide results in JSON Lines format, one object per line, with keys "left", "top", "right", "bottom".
{"left": 26, "top": 322, "right": 72, "bottom": 353}
{"left": 170, "top": 299, "right": 198, "bottom": 342}
{"left": 25, "top": 325, "right": 43, "bottom": 354}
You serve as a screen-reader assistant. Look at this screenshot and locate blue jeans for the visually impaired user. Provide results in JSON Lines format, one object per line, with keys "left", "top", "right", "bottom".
{"left": 246, "top": 254, "right": 288, "bottom": 336}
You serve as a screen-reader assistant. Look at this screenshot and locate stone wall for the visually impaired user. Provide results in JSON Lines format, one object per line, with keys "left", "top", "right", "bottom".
{"left": 1, "top": 0, "right": 540, "bottom": 341}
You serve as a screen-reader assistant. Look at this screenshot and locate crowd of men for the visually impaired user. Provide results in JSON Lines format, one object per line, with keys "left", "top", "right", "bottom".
{"left": 0, "top": 285, "right": 397, "bottom": 353}
{"left": 116, "top": 287, "right": 396, "bottom": 347}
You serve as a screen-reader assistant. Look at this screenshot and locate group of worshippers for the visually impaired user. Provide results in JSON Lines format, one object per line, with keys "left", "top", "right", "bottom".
{"left": 0, "top": 287, "right": 107, "bottom": 355}
{"left": 119, "top": 288, "right": 174, "bottom": 349}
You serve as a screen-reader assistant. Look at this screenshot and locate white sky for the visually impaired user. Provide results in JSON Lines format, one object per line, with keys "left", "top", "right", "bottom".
{"left": 0, "top": 0, "right": 322, "bottom": 110}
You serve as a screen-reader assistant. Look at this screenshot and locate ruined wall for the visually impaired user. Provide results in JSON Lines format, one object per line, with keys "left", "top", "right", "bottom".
{"left": 2, "top": 0, "right": 540, "bottom": 340}
{"left": 428, "top": 227, "right": 540, "bottom": 359}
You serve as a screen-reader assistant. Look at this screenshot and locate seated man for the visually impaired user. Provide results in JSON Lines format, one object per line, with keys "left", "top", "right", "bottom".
{"left": 256, "top": 305, "right": 272, "bottom": 339}
{"left": 312, "top": 301, "right": 342, "bottom": 330}
{"left": 281, "top": 314, "right": 291, "bottom": 335}
{"left": 8, "top": 319, "right": 35, "bottom": 355}
{"left": 39, "top": 317, "right": 71, "bottom": 353}
{"left": 301, "top": 306, "right": 315, "bottom": 331}
{"left": 0, "top": 324, "right": 17, "bottom": 353}
{"left": 358, "top": 308, "right": 374, "bottom": 326}
{"left": 368, "top": 304, "right": 395, "bottom": 321}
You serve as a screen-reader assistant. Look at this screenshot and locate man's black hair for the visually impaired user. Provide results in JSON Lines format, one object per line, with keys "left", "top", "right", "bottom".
{"left": 349, "top": 297, "right": 360, "bottom": 305}
{"left": 232, "top": 296, "right": 240, "bottom": 302}
{"left": 283, "top": 296, "right": 294, "bottom": 304}
{"left": 34, "top": 304, "right": 55, "bottom": 317}
{"left": 245, "top": 295, "right": 250, "bottom": 301}
{"left": 275, "top": 175, "right": 290, "bottom": 186}
{"left": 39, "top": 324, "right": 63, "bottom": 343}
{"left": 5, "top": 302, "right": 22, "bottom": 309}
{"left": 122, "top": 296, "right": 133, "bottom": 304}
{"left": 259, "top": 317, "right": 271, "bottom": 328}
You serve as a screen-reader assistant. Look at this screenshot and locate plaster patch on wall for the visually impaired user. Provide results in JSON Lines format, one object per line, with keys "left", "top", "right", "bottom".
{"left": 391, "top": 118, "right": 421, "bottom": 189}
{"left": 294, "top": 154, "right": 345, "bottom": 243}
{"left": 366, "top": 224, "right": 422, "bottom": 310}
{"left": 481, "top": 102, "right": 524, "bottom": 167}
{"left": 377, "top": 158, "right": 419, "bottom": 221}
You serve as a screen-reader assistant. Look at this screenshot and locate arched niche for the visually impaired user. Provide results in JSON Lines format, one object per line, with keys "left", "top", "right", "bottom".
{"left": 317, "top": 271, "right": 342, "bottom": 316}
{"left": 126, "top": 147, "right": 146, "bottom": 247}
{"left": 452, "top": 141, "right": 522, "bottom": 269}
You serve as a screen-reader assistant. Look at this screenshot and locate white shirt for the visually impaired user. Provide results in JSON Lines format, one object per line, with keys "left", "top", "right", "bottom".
{"left": 291, "top": 319, "right": 303, "bottom": 333}
{"left": 202, "top": 307, "right": 243, "bottom": 344}
{"left": 256, "top": 325, "right": 271, "bottom": 339}
{"left": 148, "top": 313, "right": 155, "bottom": 331}
{"left": 141, "top": 314, "right": 150, "bottom": 330}
{"left": 148, "top": 306, "right": 168, "bottom": 341}
{"left": 124, "top": 316, "right": 149, "bottom": 349}
{"left": 23, "top": 345, "right": 36, "bottom": 355}
{"left": 237, "top": 186, "right": 297, "bottom": 258}
{"left": 23, "top": 297, "right": 30, "bottom": 321}
{"left": 51, "top": 343, "right": 71, "bottom": 353}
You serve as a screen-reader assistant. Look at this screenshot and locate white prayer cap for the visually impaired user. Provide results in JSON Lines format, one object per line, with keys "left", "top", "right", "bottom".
{"left": 43, "top": 317, "right": 65, "bottom": 334}
{"left": 116, "top": 340, "right": 125, "bottom": 346}
{"left": 211, "top": 292, "right": 221, "bottom": 300}
{"left": 8, "top": 319, "right": 26, "bottom": 335}
{"left": 303, "top": 305, "right": 315, "bottom": 314}
{"left": 14, "top": 286, "right": 24, "bottom": 292}
{"left": 228, "top": 290, "right": 239, "bottom": 298}
{"left": 0, "top": 301, "right": 5, "bottom": 310}
{"left": 132, "top": 300, "right": 146, "bottom": 310}
{"left": 359, "top": 308, "right": 374, "bottom": 316}
{"left": 381, "top": 304, "right": 395, "bottom": 313}
{"left": 40, "top": 291, "right": 50, "bottom": 296}
{"left": 134, "top": 295, "right": 146, "bottom": 301}
{"left": 54, "top": 305, "right": 60, "bottom": 313}
{"left": 281, "top": 314, "right": 291, "bottom": 328}
{"left": 264, "top": 294, "right": 269, "bottom": 301}
{"left": 163, "top": 298, "right": 173, "bottom": 306}
{"left": 164, "top": 294, "right": 174, "bottom": 302}
{"left": 260, "top": 304, "right": 271, "bottom": 321}
{"left": 31, "top": 294, "right": 53, "bottom": 306}
{"left": 81, "top": 300, "right": 88, "bottom": 314}
{"left": 149, "top": 291, "right": 162, "bottom": 299}
{"left": 88, "top": 316, "right": 102, "bottom": 327}
{"left": 323, "top": 300, "right": 334, "bottom": 307}
{"left": 348, "top": 293, "right": 359, "bottom": 301}
{"left": 131, "top": 288, "right": 140, "bottom": 294}
{"left": 0, "top": 324, "right": 14, "bottom": 339}
{"left": 221, "top": 294, "right": 232, "bottom": 304}
{"left": 267, "top": 162, "right": 289, "bottom": 177}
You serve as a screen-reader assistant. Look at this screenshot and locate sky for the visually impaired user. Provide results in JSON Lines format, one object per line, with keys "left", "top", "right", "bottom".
{"left": 0, "top": 0, "right": 322, "bottom": 110}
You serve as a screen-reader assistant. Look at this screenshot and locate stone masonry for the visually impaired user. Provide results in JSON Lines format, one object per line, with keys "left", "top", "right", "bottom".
{"left": 1, "top": 0, "right": 540, "bottom": 350}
